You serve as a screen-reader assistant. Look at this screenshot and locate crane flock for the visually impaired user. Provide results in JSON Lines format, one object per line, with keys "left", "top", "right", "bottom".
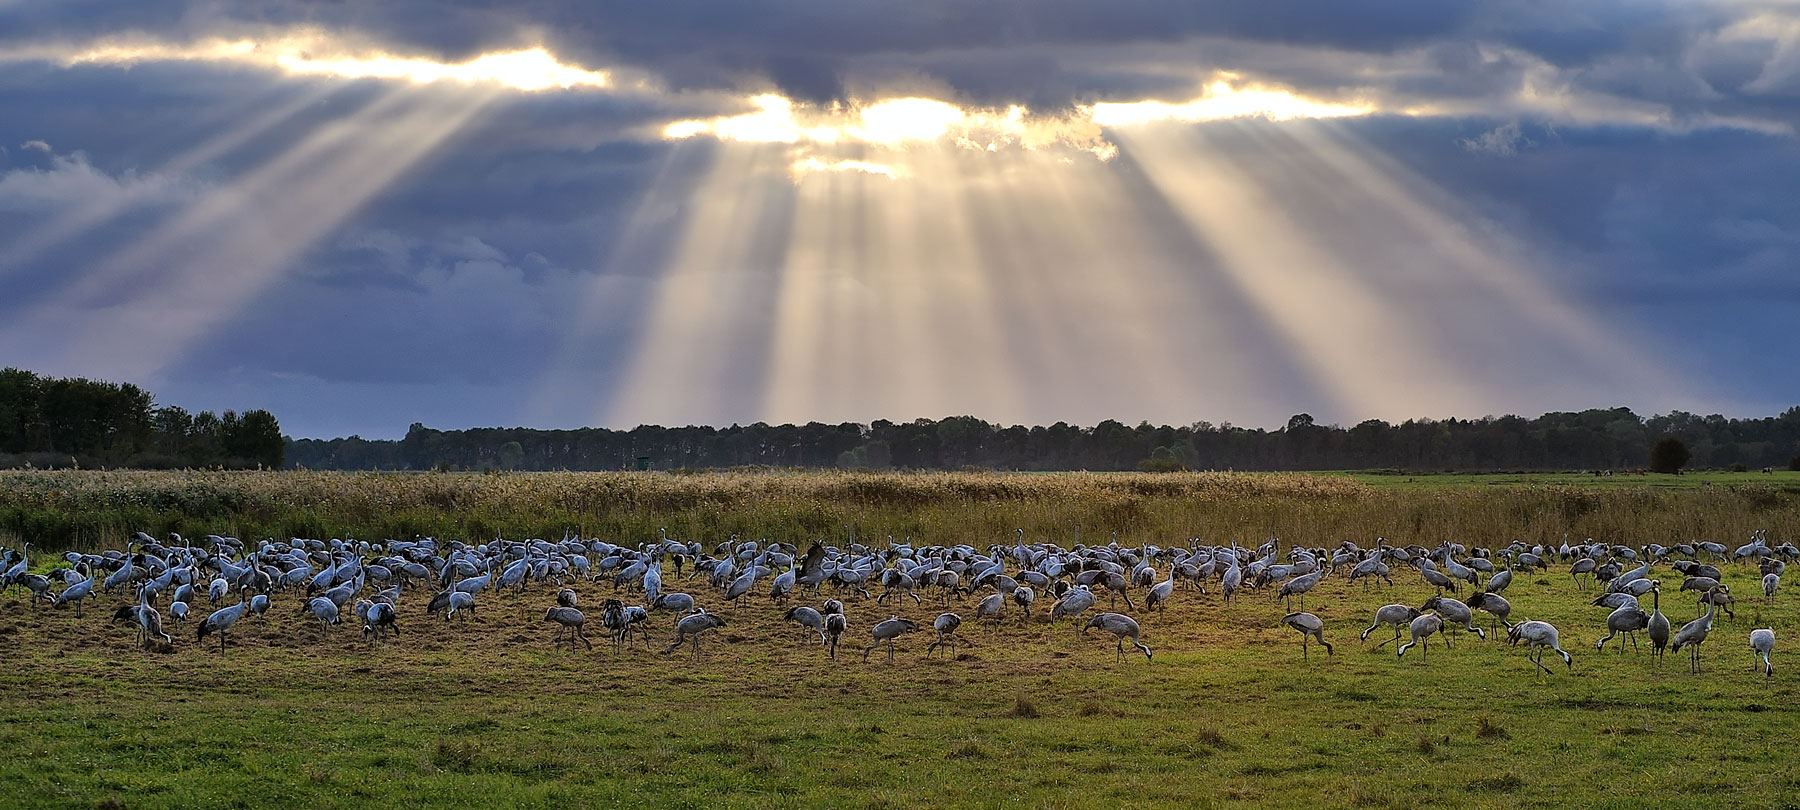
{"left": 0, "top": 527, "right": 1792, "bottom": 681}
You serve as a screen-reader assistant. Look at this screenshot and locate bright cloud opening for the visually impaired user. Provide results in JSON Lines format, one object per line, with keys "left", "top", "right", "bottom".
{"left": 1, "top": 31, "right": 611, "bottom": 92}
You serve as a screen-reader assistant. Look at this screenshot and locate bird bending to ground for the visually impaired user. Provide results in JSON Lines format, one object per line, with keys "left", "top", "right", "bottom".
{"left": 1749, "top": 628, "right": 1774, "bottom": 680}
{"left": 1084, "top": 612, "right": 1152, "bottom": 662}
{"left": 1507, "top": 620, "right": 1573, "bottom": 675}
{"left": 1397, "top": 613, "right": 1444, "bottom": 660}
{"left": 1283, "top": 612, "right": 1333, "bottom": 659}
{"left": 926, "top": 613, "right": 963, "bottom": 658}
{"left": 1361, "top": 604, "right": 1420, "bottom": 649}
{"left": 663, "top": 611, "right": 727, "bottom": 656}
{"left": 863, "top": 616, "right": 919, "bottom": 662}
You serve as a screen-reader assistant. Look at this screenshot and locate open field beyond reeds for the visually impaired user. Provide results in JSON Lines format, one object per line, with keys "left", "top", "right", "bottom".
{"left": 2, "top": 469, "right": 1799, "bottom": 809}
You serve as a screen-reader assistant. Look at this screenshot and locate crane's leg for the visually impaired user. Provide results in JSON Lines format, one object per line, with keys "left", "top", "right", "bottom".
{"left": 1302, "top": 636, "right": 1309, "bottom": 660}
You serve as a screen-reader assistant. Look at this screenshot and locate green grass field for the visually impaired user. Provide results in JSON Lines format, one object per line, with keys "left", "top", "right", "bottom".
{"left": 2, "top": 470, "right": 1798, "bottom": 809}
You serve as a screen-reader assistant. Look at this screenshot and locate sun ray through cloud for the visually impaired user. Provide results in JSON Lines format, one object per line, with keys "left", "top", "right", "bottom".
{"left": 0, "top": 86, "right": 499, "bottom": 383}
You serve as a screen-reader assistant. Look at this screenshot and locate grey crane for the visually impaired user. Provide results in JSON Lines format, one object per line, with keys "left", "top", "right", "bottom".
{"left": 782, "top": 605, "right": 828, "bottom": 645}
{"left": 1749, "top": 628, "right": 1774, "bottom": 680}
{"left": 974, "top": 592, "right": 1006, "bottom": 630}
{"left": 663, "top": 611, "right": 727, "bottom": 656}
{"left": 1421, "top": 596, "right": 1485, "bottom": 641}
{"left": 1144, "top": 569, "right": 1176, "bottom": 614}
{"left": 304, "top": 597, "right": 339, "bottom": 636}
{"left": 1283, "top": 611, "right": 1333, "bottom": 659}
{"left": 1507, "top": 620, "right": 1573, "bottom": 674}
{"left": 824, "top": 611, "right": 847, "bottom": 659}
{"left": 51, "top": 564, "right": 96, "bottom": 616}
{"left": 557, "top": 588, "right": 578, "bottom": 608}
{"left": 1485, "top": 569, "right": 1513, "bottom": 594}
{"left": 1083, "top": 612, "right": 1152, "bottom": 662}
{"left": 1361, "top": 604, "right": 1421, "bottom": 649}
{"left": 1569, "top": 558, "right": 1597, "bottom": 589}
{"left": 1763, "top": 573, "right": 1779, "bottom": 602}
{"left": 1279, "top": 571, "right": 1322, "bottom": 610}
{"left": 197, "top": 597, "right": 248, "bottom": 653}
{"left": 1647, "top": 585, "right": 1670, "bottom": 660}
{"left": 1012, "top": 586, "right": 1035, "bottom": 621}
{"left": 1397, "top": 613, "right": 1444, "bottom": 660}
{"left": 862, "top": 616, "right": 919, "bottom": 662}
{"left": 1464, "top": 592, "right": 1513, "bottom": 634}
{"left": 1597, "top": 601, "right": 1651, "bottom": 653}
{"left": 248, "top": 593, "right": 270, "bottom": 624}
{"left": 601, "top": 598, "right": 629, "bottom": 653}
{"left": 447, "top": 590, "right": 476, "bottom": 621}
{"left": 1591, "top": 592, "right": 1640, "bottom": 610}
{"left": 926, "top": 612, "right": 963, "bottom": 658}
{"left": 652, "top": 592, "right": 695, "bottom": 613}
{"left": 543, "top": 606, "right": 591, "bottom": 650}
{"left": 1049, "top": 585, "right": 1096, "bottom": 629}
{"left": 1670, "top": 599, "right": 1719, "bottom": 673}
{"left": 1697, "top": 584, "right": 1736, "bottom": 621}
{"left": 135, "top": 586, "right": 172, "bottom": 648}
{"left": 361, "top": 600, "right": 399, "bottom": 642}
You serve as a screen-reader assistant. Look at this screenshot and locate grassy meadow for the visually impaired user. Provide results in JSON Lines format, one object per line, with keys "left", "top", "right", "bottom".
{"left": 2, "top": 469, "right": 1799, "bottom": 809}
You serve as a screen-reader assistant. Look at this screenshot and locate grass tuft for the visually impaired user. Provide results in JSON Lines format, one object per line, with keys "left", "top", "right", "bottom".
{"left": 1009, "top": 692, "right": 1041, "bottom": 719}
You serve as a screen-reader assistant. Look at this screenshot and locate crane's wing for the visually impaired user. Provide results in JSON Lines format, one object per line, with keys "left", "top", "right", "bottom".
{"left": 799, "top": 542, "right": 826, "bottom": 579}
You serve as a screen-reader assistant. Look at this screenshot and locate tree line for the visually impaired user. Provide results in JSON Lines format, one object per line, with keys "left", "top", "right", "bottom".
{"left": 286, "top": 407, "right": 1800, "bottom": 473}
{"left": 0, "top": 368, "right": 283, "bottom": 469}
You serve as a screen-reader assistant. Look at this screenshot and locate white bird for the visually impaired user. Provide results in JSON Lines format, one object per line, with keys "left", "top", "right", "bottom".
{"left": 1750, "top": 628, "right": 1775, "bottom": 680}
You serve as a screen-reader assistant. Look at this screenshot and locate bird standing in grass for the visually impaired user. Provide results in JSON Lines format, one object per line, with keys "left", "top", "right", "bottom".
{"left": 197, "top": 597, "right": 247, "bottom": 653}
{"left": 863, "top": 616, "right": 918, "bottom": 662}
{"left": 1283, "top": 612, "right": 1333, "bottom": 659}
{"left": 1749, "top": 628, "right": 1774, "bottom": 680}
{"left": 926, "top": 613, "right": 963, "bottom": 658}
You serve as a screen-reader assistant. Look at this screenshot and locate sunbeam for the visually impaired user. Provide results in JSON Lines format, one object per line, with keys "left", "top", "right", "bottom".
{"left": 605, "top": 142, "right": 794, "bottom": 426}
{"left": 0, "top": 82, "right": 342, "bottom": 273}
{"left": 0, "top": 87, "right": 498, "bottom": 383}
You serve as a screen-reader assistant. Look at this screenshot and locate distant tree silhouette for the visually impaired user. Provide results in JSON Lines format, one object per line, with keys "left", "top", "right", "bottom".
{"left": 1649, "top": 436, "right": 1692, "bottom": 474}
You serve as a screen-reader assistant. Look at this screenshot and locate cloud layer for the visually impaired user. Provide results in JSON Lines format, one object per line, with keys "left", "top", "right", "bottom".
{"left": 1, "top": 2, "right": 1798, "bottom": 437}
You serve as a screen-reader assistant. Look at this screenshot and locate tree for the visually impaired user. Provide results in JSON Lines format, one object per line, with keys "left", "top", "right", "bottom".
{"left": 1649, "top": 436, "right": 1691, "bottom": 474}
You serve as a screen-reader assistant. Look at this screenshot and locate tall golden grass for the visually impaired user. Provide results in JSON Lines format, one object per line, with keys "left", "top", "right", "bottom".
{"left": 1, "top": 469, "right": 1795, "bottom": 551}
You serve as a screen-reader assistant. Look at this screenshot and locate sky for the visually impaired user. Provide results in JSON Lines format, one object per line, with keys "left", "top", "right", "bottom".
{"left": 2, "top": 2, "right": 1798, "bottom": 439}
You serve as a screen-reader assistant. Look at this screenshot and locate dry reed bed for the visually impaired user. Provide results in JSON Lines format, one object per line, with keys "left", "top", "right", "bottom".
{"left": 1, "top": 469, "right": 1797, "bottom": 551}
